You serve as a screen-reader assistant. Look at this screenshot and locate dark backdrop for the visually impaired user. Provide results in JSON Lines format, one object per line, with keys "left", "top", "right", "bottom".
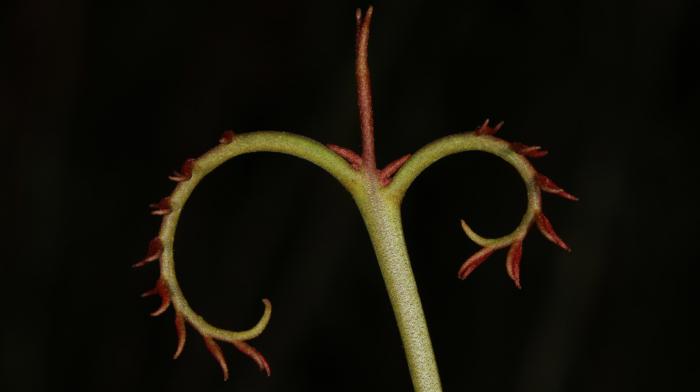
{"left": 2, "top": 0, "right": 695, "bottom": 391}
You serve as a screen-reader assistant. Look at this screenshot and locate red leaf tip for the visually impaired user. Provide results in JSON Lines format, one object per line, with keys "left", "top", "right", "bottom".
{"left": 233, "top": 340, "right": 271, "bottom": 377}
{"left": 327, "top": 144, "right": 363, "bottom": 170}
{"left": 458, "top": 246, "right": 496, "bottom": 280}
{"left": 142, "top": 278, "right": 171, "bottom": 316}
{"left": 169, "top": 158, "right": 195, "bottom": 182}
{"left": 475, "top": 118, "right": 504, "bottom": 136}
{"left": 536, "top": 212, "right": 571, "bottom": 251}
{"left": 203, "top": 336, "right": 229, "bottom": 381}
{"left": 510, "top": 142, "right": 548, "bottom": 158}
{"left": 173, "top": 312, "right": 186, "bottom": 359}
{"left": 149, "top": 196, "right": 172, "bottom": 216}
{"left": 219, "top": 130, "right": 235, "bottom": 144}
{"left": 536, "top": 173, "right": 579, "bottom": 201}
{"left": 200, "top": 335, "right": 271, "bottom": 380}
{"left": 505, "top": 240, "right": 524, "bottom": 289}
{"left": 379, "top": 153, "right": 411, "bottom": 186}
{"left": 133, "top": 238, "right": 163, "bottom": 268}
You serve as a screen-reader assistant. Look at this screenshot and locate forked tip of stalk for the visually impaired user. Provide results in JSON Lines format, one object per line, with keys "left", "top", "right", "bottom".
{"left": 356, "top": 5, "right": 374, "bottom": 23}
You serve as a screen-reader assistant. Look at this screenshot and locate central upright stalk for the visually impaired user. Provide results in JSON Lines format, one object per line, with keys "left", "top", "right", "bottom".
{"left": 356, "top": 191, "right": 444, "bottom": 392}
{"left": 356, "top": 7, "right": 377, "bottom": 172}
{"left": 353, "top": 7, "right": 443, "bottom": 391}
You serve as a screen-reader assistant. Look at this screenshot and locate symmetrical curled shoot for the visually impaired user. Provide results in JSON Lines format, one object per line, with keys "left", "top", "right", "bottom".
{"left": 135, "top": 6, "right": 575, "bottom": 391}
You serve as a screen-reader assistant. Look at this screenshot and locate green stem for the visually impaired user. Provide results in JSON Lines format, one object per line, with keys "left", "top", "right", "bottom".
{"left": 349, "top": 133, "right": 541, "bottom": 391}
{"left": 159, "top": 131, "right": 361, "bottom": 341}
{"left": 354, "top": 172, "right": 443, "bottom": 392}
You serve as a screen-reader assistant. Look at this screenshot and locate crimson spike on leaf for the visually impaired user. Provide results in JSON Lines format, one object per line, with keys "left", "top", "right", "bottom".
{"left": 141, "top": 278, "right": 171, "bottom": 316}
{"left": 149, "top": 196, "right": 172, "bottom": 216}
{"left": 536, "top": 173, "right": 579, "bottom": 201}
{"left": 169, "top": 158, "right": 195, "bottom": 182}
{"left": 173, "top": 312, "right": 187, "bottom": 359}
{"left": 510, "top": 142, "right": 549, "bottom": 158}
{"left": 474, "top": 118, "right": 504, "bottom": 136}
{"left": 458, "top": 246, "right": 496, "bottom": 280}
{"left": 327, "top": 144, "right": 363, "bottom": 170}
{"left": 379, "top": 154, "right": 412, "bottom": 186}
{"left": 203, "top": 336, "right": 229, "bottom": 381}
{"left": 133, "top": 238, "right": 163, "bottom": 268}
{"left": 232, "top": 340, "right": 271, "bottom": 376}
{"left": 219, "top": 130, "right": 235, "bottom": 144}
{"left": 536, "top": 212, "right": 571, "bottom": 251}
{"left": 505, "top": 240, "right": 524, "bottom": 289}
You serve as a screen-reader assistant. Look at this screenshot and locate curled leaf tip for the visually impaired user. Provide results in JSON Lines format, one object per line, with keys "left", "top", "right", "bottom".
{"left": 460, "top": 219, "right": 492, "bottom": 247}
{"left": 510, "top": 142, "right": 548, "bottom": 158}
{"left": 252, "top": 298, "right": 273, "bottom": 337}
{"left": 219, "top": 130, "right": 235, "bottom": 144}
{"left": 173, "top": 312, "right": 186, "bottom": 359}
{"left": 536, "top": 212, "right": 571, "bottom": 252}
{"left": 232, "top": 340, "right": 271, "bottom": 377}
{"left": 536, "top": 173, "right": 579, "bottom": 201}
{"left": 506, "top": 240, "right": 523, "bottom": 289}
{"left": 133, "top": 238, "right": 163, "bottom": 268}
{"left": 149, "top": 196, "right": 172, "bottom": 216}
{"left": 475, "top": 118, "right": 504, "bottom": 136}
{"left": 203, "top": 336, "right": 229, "bottom": 381}
{"left": 458, "top": 246, "right": 496, "bottom": 280}
{"left": 169, "top": 158, "right": 195, "bottom": 182}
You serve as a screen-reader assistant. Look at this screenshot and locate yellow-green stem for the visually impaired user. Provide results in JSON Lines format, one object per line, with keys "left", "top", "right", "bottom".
{"left": 354, "top": 171, "right": 442, "bottom": 392}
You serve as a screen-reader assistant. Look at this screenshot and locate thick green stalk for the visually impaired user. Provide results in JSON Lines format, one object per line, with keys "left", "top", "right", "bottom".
{"left": 354, "top": 172, "right": 442, "bottom": 392}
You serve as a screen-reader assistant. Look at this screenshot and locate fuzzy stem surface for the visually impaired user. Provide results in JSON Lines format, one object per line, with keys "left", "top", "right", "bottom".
{"left": 354, "top": 175, "right": 443, "bottom": 392}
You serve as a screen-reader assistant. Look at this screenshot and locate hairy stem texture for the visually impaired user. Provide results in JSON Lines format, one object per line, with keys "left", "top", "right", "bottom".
{"left": 355, "top": 175, "right": 442, "bottom": 391}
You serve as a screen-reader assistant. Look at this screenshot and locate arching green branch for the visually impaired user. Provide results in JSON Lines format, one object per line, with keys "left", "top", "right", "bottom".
{"left": 164, "top": 131, "right": 361, "bottom": 337}
{"left": 136, "top": 131, "right": 362, "bottom": 379}
{"left": 383, "top": 126, "right": 576, "bottom": 290}
{"left": 387, "top": 132, "right": 541, "bottom": 248}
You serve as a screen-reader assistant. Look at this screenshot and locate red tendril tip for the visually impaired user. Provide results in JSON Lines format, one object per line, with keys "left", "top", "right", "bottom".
{"left": 458, "top": 246, "right": 497, "bottom": 280}
{"left": 475, "top": 118, "right": 504, "bottom": 136}
{"left": 149, "top": 196, "right": 172, "bottom": 216}
{"left": 169, "top": 158, "right": 195, "bottom": 182}
{"left": 173, "top": 312, "right": 186, "bottom": 359}
{"left": 510, "top": 142, "right": 549, "bottom": 158}
{"left": 203, "top": 336, "right": 229, "bottom": 381}
{"left": 505, "top": 240, "right": 524, "bottom": 289}
{"left": 141, "top": 278, "right": 171, "bottom": 316}
{"left": 233, "top": 340, "right": 271, "bottom": 377}
{"left": 133, "top": 238, "right": 163, "bottom": 268}
{"left": 219, "top": 130, "right": 235, "bottom": 144}
{"left": 536, "top": 212, "right": 571, "bottom": 251}
{"left": 536, "top": 173, "right": 579, "bottom": 201}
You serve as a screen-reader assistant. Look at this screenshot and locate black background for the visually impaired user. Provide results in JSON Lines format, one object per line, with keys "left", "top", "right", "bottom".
{"left": 2, "top": 0, "right": 696, "bottom": 391}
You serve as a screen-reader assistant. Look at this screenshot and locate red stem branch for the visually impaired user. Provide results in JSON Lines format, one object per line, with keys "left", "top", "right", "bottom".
{"left": 356, "top": 6, "right": 376, "bottom": 171}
